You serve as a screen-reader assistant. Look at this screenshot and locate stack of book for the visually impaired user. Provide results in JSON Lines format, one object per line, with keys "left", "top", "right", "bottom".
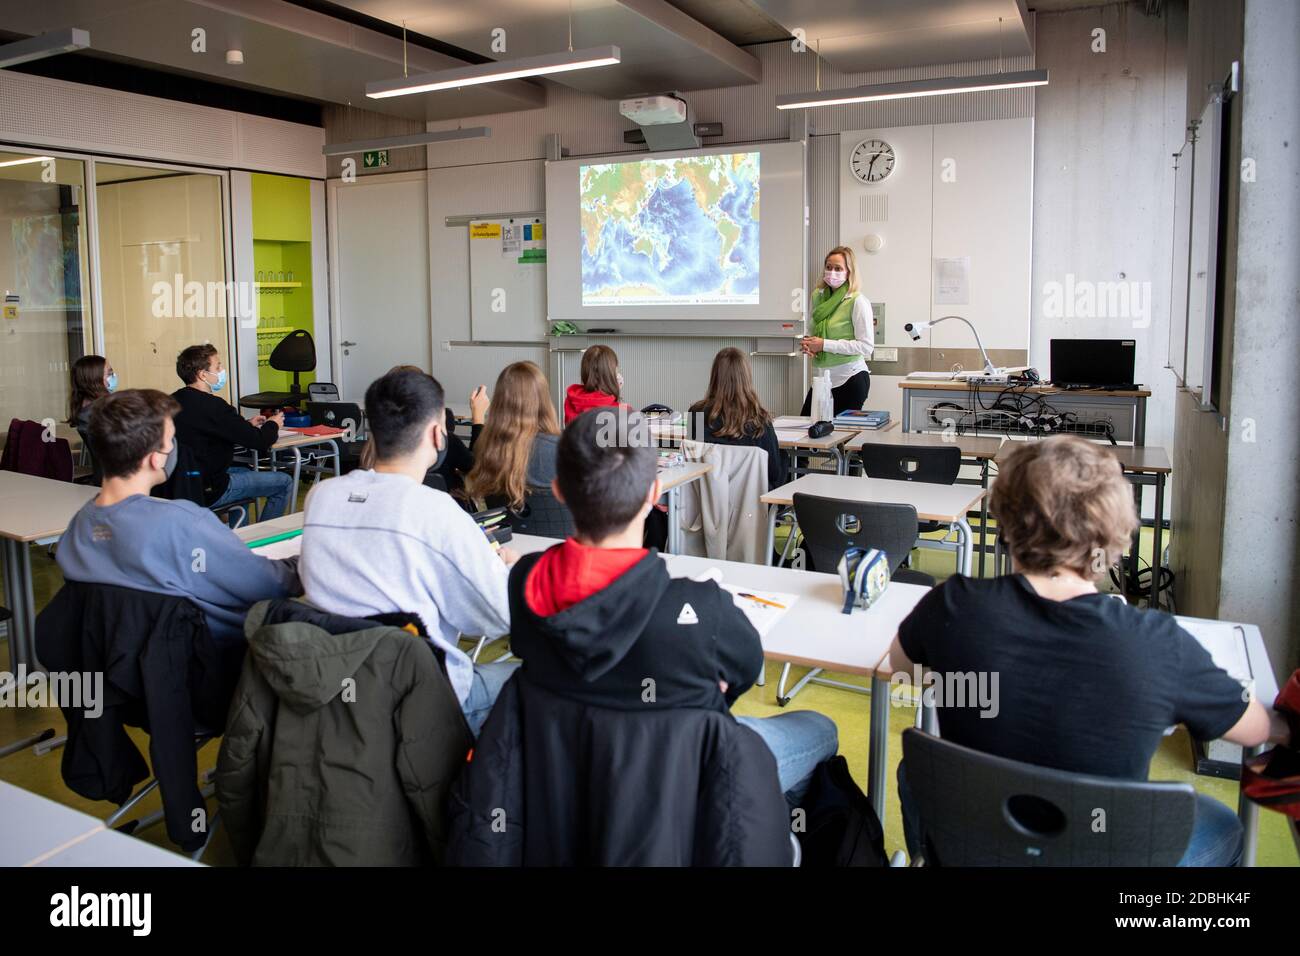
{"left": 833, "top": 409, "right": 891, "bottom": 430}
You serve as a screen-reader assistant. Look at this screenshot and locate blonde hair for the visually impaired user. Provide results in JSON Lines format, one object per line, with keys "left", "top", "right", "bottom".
{"left": 465, "top": 361, "right": 560, "bottom": 509}
{"left": 990, "top": 436, "right": 1138, "bottom": 579}
{"left": 817, "top": 246, "right": 860, "bottom": 296}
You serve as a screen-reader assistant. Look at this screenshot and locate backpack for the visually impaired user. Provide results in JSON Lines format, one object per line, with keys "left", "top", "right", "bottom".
{"left": 796, "top": 755, "right": 889, "bottom": 866}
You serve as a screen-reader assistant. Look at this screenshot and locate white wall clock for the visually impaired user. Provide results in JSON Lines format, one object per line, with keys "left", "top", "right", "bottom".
{"left": 849, "top": 138, "right": 896, "bottom": 184}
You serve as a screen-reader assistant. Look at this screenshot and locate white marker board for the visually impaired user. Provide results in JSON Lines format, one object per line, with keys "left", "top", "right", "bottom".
{"left": 469, "top": 216, "right": 547, "bottom": 341}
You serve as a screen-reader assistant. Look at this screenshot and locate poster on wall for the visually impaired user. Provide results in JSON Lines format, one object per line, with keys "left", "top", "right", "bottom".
{"left": 933, "top": 256, "right": 970, "bottom": 305}
{"left": 11, "top": 213, "right": 81, "bottom": 310}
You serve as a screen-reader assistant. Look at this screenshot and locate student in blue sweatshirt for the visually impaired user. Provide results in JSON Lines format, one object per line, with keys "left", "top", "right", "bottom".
{"left": 57, "top": 389, "right": 299, "bottom": 644}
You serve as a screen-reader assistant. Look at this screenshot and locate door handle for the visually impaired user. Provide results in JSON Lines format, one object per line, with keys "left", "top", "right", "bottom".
{"left": 340, "top": 340, "right": 357, "bottom": 347}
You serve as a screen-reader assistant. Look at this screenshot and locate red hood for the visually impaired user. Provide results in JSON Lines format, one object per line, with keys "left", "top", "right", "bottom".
{"left": 525, "top": 537, "right": 648, "bottom": 617}
{"left": 564, "top": 384, "right": 619, "bottom": 423}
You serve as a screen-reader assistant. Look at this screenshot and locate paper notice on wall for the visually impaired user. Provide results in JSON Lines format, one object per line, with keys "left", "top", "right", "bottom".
{"left": 502, "top": 223, "right": 522, "bottom": 256}
{"left": 933, "top": 256, "right": 970, "bottom": 305}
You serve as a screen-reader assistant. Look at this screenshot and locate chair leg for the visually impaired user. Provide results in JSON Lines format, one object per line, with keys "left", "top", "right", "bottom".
{"left": 777, "top": 662, "right": 828, "bottom": 706}
{"left": 105, "top": 778, "right": 162, "bottom": 829}
{"left": 469, "top": 635, "right": 490, "bottom": 663}
{"left": 0, "top": 728, "right": 56, "bottom": 759}
{"left": 34, "top": 733, "right": 67, "bottom": 756}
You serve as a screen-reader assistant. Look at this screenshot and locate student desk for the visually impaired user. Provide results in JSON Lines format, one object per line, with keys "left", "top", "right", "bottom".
{"left": 0, "top": 780, "right": 201, "bottom": 867}
{"left": 993, "top": 440, "right": 1173, "bottom": 596}
{"left": 760, "top": 474, "right": 986, "bottom": 576}
{"left": 0, "top": 472, "right": 98, "bottom": 671}
{"left": 845, "top": 431, "right": 1004, "bottom": 577}
{"left": 510, "top": 532, "right": 931, "bottom": 823}
{"left": 899, "top": 380, "right": 1152, "bottom": 445}
{"left": 648, "top": 418, "right": 859, "bottom": 476}
{"left": 239, "top": 429, "right": 343, "bottom": 513}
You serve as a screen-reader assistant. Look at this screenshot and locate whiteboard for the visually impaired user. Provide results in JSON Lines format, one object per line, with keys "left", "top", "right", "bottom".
{"left": 469, "top": 215, "right": 547, "bottom": 341}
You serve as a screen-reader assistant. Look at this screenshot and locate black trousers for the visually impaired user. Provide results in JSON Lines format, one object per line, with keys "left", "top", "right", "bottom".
{"left": 801, "top": 369, "right": 871, "bottom": 418}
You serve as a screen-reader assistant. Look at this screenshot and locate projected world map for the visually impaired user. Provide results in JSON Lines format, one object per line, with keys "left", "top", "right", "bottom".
{"left": 579, "top": 152, "right": 760, "bottom": 306}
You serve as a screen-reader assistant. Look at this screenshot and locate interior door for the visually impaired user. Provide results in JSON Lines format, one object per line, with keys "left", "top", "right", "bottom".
{"left": 333, "top": 175, "right": 430, "bottom": 399}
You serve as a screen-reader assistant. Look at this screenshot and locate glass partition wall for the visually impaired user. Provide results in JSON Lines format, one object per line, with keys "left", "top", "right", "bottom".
{"left": 0, "top": 149, "right": 234, "bottom": 434}
{"left": 0, "top": 152, "right": 92, "bottom": 430}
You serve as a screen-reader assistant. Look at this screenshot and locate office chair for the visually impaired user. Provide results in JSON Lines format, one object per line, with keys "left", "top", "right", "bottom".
{"left": 901, "top": 728, "right": 1198, "bottom": 866}
{"left": 239, "top": 329, "right": 317, "bottom": 411}
{"left": 775, "top": 494, "right": 935, "bottom": 706}
{"left": 307, "top": 381, "right": 340, "bottom": 402}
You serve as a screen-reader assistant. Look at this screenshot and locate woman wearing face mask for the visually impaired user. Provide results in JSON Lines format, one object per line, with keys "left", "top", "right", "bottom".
{"left": 69, "top": 354, "right": 117, "bottom": 484}
{"left": 800, "top": 246, "right": 875, "bottom": 417}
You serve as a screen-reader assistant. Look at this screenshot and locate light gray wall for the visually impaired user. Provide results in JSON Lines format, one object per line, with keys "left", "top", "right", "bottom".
{"left": 1217, "top": 0, "right": 1300, "bottom": 679}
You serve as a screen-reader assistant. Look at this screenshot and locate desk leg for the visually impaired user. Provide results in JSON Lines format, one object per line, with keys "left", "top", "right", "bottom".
{"left": 289, "top": 447, "right": 304, "bottom": 514}
{"left": 1152, "top": 473, "right": 1166, "bottom": 605}
{"left": 2, "top": 538, "right": 31, "bottom": 671}
{"left": 1239, "top": 743, "right": 1264, "bottom": 867}
{"left": 670, "top": 486, "right": 681, "bottom": 554}
{"left": 868, "top": 673, "right": 889, "bottom": 824}
{"left": 978, "top": 460, "right": 989, "bottom": 578}
{"left": 834, "top": 447, "right": 846, "bottom": 476}
{"left": 1127, "top": 481, "right": 1143, "bottom": 597}
{"left": 765, "top": 504, "right": 778, "bottom": 567}
{"left": 953, "top": 519, "right": 973, "bottom": 577}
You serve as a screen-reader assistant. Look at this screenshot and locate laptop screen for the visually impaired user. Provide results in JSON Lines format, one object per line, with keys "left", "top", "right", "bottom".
{"left": 1050, "top": 339, "right": 1136, "bottom": 387}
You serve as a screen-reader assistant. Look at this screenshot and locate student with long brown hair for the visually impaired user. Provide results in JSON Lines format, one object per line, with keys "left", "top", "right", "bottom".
{"left": 688, "top": 347, "right": 786, "bottom": 489}
{"left": 564, "top": 344, "right": 625, "bottom": 424}
{"left": 68, "top": 354, "right": 116, "bottom": 430}
{"left": 466, "top": 361, "right": 561, "bottom": 509}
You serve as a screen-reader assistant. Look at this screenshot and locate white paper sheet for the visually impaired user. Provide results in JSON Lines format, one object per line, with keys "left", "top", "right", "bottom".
{"left": 720, "top": 584, "right": 798, "bottom": 638}
{"left": 933, "top": 256, "right": 970, "bottom": 305}
{"left": 251, "top": 537, "right": 303, "bottom": 560}
{"left": 1177, "top": 619, "right": 1251, "bottom": 684}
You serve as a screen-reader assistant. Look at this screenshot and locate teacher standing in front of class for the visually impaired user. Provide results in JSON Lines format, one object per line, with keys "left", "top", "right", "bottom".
{"left": 800, "top": 245, "right": 875, "bottom": 416}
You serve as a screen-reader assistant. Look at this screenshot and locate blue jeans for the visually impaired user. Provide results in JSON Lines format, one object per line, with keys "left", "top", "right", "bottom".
{"left": 463, "top": 661, "right": 521, "bottom": 737}
{"left": 736, "top": 711, "right": 839, "bottom": 805}
{"left": 897, "top": 761, "right": 1244, "bottom": 866}
{"left": 212, "top": 466, "right": 294, "bottom": 521}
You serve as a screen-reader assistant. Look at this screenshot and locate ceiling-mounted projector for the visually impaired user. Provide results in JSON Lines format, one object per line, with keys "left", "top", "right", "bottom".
{"left": 618, "top": 94, "right": 688, "bottom": 126}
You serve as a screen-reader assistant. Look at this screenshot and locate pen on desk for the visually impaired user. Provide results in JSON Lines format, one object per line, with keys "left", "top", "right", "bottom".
{"left": 738, "top": 592, "right": 786, "bottom": 610}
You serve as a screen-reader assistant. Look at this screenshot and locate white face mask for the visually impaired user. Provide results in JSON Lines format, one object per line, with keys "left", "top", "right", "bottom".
{"left": 616, "top": 370, "right": 625, "bottom": 390}
{"left": 824, "top": 269, "right": 847, "bottom": 289}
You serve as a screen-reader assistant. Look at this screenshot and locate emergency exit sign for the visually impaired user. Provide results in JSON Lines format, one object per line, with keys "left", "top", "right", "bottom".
{"left": 363, "top": 150, "right": 390, "bottom": 169}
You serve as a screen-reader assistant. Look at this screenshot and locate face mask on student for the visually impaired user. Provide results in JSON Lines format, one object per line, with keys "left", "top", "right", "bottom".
{"left": 105, "top": 373, "right": 118, "bottom": 393}
{"left": 157, "top": 442, "right": 177, "bottom": 480}
{"left": 616, "top": 370, "right": 625, "bottom": 390}
{"left": 205, "top": 368, "right": 227, "bottom": 392}
{"left": 430, "top": 427, "right": 447, "bottom": 473}
{"left": 824, "top": 269, "right": 847, "bottom": 289}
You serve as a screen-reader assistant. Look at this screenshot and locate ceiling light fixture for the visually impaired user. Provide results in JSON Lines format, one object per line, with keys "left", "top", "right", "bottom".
{"left": 775, "top": 69, "right": 1049, "bottom": 109}
{"left": 366, "top": 44, "right": 620, "bottom": 98}
{"left": 0, "top": 155, "right": 55, "bottom": 168}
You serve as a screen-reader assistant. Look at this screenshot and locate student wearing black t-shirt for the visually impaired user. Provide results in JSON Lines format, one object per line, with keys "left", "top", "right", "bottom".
{"left": 888, "top": 436, "right": 1290, "bottom": 866}
{"left": 687, "top": 347, "right": 787, "bottom": 491}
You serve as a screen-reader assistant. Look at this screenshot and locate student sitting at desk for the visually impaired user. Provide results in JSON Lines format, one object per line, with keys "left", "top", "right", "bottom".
{"left": 563, "top": 344, "right": 627, "bottom": 424}
{"left": 171, "top": 344, "right": 292, "bottom": 521}
{"left": 68, "top": 354, "right": 117, "bottom": 484}
{"left": 300, "top": 368, "right": 519, "bottom": 736}
{"left": 688, "top": 347, "right": 787, "bottom": 490}
{"left": 887, "top": 435, "right": 1291, "bottom": 866}
{"left": 57, "top": 389, "right": 300, "bottom": 645}
{"left": 464, "top": 361, "right": 561, "bottom": 509}
{"left": 509, "top": 408, "right": 838, "bottom": 802}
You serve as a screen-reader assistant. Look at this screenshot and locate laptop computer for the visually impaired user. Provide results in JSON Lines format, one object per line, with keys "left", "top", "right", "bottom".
{"left": 1049, "top": 339, "right": 1138, "bottom": 389}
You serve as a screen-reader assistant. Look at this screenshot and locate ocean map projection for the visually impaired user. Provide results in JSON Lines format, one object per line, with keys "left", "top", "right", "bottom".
{"left": 579, "top": 152, "right": 759, "bottom": 306}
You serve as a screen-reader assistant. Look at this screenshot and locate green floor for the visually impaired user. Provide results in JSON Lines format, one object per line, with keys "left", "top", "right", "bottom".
{"left": 2, "top": 500, "right": 1296, "bottom": 866}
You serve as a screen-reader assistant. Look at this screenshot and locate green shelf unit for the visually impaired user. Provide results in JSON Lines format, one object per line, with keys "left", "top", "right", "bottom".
{"left": 251, "top": 173, "right": 316, "bottom": 394}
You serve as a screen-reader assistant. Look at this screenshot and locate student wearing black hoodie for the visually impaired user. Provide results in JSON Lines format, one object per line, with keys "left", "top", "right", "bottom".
{"left": 509, "top": 408, "right": 838, "bottom": 801}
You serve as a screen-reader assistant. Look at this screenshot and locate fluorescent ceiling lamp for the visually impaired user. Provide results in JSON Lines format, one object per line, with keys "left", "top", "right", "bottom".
{"left": 0, "top": 28, "right": 90, "bottom": 69}
{"left": 322, "top": 127, "right": 490, "bottom": 156}
{"left": 775, "top": 68, "right": 1048, "bottom": 110}
{"left": 367, "top": 45, "right": 620, "bottom": 98}
{"left": 0, "top": 155, "right": 55, "bottom": 168}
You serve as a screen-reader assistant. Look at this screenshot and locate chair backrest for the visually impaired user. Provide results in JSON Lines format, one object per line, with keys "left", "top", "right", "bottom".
{"left": 901, "top": 729, "right": 1197, "bottom": 866}
{"left": 307, "top": 381, "right": 340, "bottom": 401}
{"left": 268, "top": 329, "right": 316, "bottom": 393}
{"left": 858, "top": 443, "right": 960, "bottom": 485}
{"left": 489, "top": 486, "right": 575, "bottom": 539}
{"left": 793, "top": 492, "right": 919, "bottom": 575}
{"left": 308, "top": 401, "right": 364, "bottom": 435}
{"left": 1, "top": 419, "right": 73, "bottom": 481}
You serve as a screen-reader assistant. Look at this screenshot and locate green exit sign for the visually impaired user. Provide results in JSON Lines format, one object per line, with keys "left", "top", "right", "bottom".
{"left": 362, "top": 150, "right": 390, "bottom": 169}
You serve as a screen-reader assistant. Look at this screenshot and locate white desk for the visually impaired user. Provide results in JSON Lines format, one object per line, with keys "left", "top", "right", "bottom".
{"left": 511, "top": 532, "right": 928, "bottom": 822}
{"left": 0, "top": 780, "right": 201, "bottom": 867}
{"left": 760, "top": 473, "right": 986, "bottom": 576}
{"left": 0, "top": 472, "right": 98, "bottom": 670}
{"left": 240, "top": 430, "right": 344, "bottom": 514}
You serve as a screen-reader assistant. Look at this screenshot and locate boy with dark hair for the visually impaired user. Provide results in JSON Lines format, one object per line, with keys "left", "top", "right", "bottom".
{"left": 57, "top": 389, "right": 299, "bottom": 643}
{"left": 510, "top": 408, "right": 838, "bottom": 801}
{"left": 172, "top": 344, "right": 292, "bottom": 521}
{"left": 300, "top": 368, "right": 518, "bottom": 736}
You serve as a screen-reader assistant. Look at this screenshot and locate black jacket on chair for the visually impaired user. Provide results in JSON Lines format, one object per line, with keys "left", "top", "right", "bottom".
{"left": 445, "top": 548, "right": 792, "bottom": 866}
{"left": 35, "top": 582, "right": 244, "bottom": 852}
